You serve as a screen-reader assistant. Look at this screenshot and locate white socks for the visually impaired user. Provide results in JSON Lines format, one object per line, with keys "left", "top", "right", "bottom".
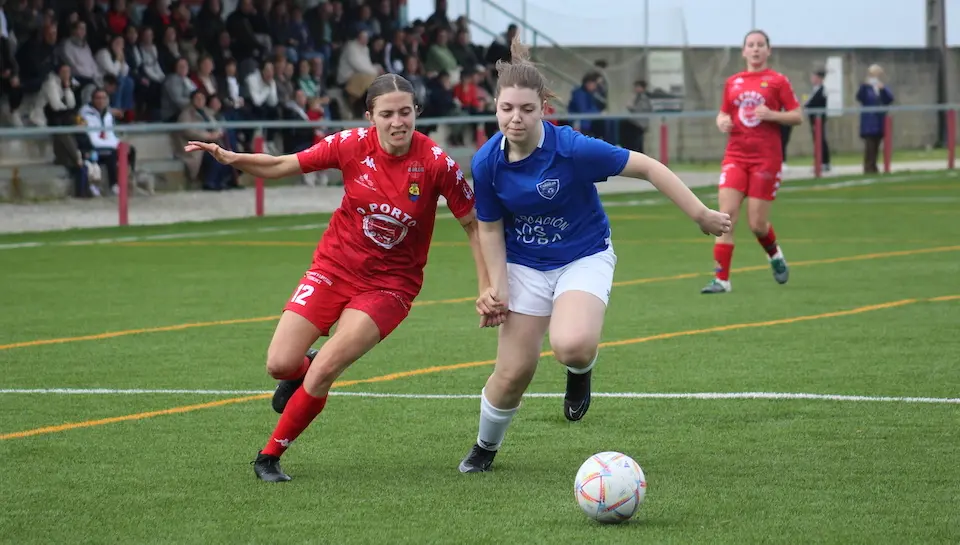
{"left": 566, "top": 350, "right": 598, "bottom": 375}
{"left": 476, "top": 388, "right": 519, "bottom": 451}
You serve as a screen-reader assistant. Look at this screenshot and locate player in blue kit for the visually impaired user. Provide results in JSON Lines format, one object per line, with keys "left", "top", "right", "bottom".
{"left": 458, "top": 37, "right": 732, "bottom": 473}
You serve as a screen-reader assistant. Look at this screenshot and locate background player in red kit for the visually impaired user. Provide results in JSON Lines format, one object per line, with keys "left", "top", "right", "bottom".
{"left": 184, "top": 74, "right": 492, "bottom": 482}
{"left": 701, "top": 29, "right": 802, "bottom": 294}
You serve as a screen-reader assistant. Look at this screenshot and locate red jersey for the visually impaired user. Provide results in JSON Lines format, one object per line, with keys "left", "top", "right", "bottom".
{"left": 720, "top": 69, "right": 800, "bottom": 161}
{"left": 296, "top": 128, "right": 475, "bottom": 301}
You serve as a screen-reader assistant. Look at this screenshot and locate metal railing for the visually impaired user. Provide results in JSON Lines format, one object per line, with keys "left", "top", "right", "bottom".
{"left": 0, "top": 103, "right": 954, "bottom": 137}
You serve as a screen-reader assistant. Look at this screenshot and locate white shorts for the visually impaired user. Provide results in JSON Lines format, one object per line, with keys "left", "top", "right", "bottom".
{"left": 507, "top": 246, "right": 617, "bottom": 317}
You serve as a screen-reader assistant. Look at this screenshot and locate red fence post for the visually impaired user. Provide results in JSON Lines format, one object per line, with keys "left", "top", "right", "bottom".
{"left": 882, "top": 115, "right": 893, "bottom": 174}
{"left": 947, "top": 109, "right": 956, "bottom": 170}
{"left": 117, "top": 141, "right": 129, "bottom": 226}
{"left": 659, "top": 118, "right": 669, "bottom": 167}
{"left": 813, "top": 115, "right": 823, "bottom": 179}
{"left": 254, "top": 135, "right": 265, "bottom": 217}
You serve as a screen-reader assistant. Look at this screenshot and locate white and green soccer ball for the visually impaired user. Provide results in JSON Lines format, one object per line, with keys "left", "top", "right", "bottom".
{"left": 574, "top": 451, "right": 647, "bottom": 523}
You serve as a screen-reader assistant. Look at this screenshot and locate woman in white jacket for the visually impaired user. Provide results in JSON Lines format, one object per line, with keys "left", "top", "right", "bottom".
{"left": 95, "top": 35, "right": 136, "bottom": 120}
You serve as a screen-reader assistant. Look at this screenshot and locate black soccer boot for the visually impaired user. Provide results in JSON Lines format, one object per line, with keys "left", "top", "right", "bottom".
{"left": 252, "top": 451, "right": 292, "bottom": 482}
{"left": 563, "top": 367, "right": 592, "bottom": 422}
{"left": 458, "top": 443, "right": 497, "bottom": 473}
{"left": 271, "top": 348, "right": 319, "bottom": 414}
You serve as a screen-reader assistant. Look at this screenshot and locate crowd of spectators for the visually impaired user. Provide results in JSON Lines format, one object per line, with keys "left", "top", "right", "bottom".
{"left": 0, "top": 0, "right": 534, "bottom": 192}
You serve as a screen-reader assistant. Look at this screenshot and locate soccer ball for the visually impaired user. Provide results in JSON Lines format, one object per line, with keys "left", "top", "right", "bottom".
{"left": 574, "top": 451, "right": 646, "bottom": 523}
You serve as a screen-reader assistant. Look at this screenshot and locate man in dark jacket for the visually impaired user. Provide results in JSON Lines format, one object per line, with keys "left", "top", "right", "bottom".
{"left": 805, "top": 68, "right": 831, "bottom": 171}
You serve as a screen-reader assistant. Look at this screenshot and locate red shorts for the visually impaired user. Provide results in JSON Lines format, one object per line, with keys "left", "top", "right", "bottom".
{"left": 282, "top": 270, "right": 412, "bottom": 339}
{"left": 719, "top": 158, "right": 782, "bottom": 201}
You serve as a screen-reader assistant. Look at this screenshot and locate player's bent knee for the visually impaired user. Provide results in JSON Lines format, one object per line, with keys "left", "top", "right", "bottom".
{"left": 265, "top": 347, "right": 304, "bottom": 379}
{"left": 748, "top": 218, "right": 769, "bottom": 236}
{"left": 551, "top": 337, "right": 597, "bottom": 368}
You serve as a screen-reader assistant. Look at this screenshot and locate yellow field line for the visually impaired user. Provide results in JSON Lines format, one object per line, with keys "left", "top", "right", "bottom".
{"left": 2, "top": 245, "right": 958, "bottom": 352}
{"left": 2, "top": 295, "right": 952, "bottom": 441}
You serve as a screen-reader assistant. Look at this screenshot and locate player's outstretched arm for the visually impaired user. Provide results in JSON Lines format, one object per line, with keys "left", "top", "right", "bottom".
{"left": 621, "top": 151, "right": 732, "bottom": 236}
{"left": 184, "top": 141, "right": 303, "bottom": 179}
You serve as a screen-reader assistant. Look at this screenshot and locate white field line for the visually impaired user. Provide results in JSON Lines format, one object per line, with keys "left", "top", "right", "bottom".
{"left": 0, "top": 171, "right": 952, "bottom": 251}
{"left": 0, "top": 388, "right": 958, "bottom": 404}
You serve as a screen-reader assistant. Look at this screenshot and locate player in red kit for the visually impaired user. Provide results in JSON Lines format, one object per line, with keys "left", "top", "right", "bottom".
{"left": 184, "top": 74, "right": 492, "bottom": 482}
{"left": 701, "top": 29, "right": 802, "bottom": 294}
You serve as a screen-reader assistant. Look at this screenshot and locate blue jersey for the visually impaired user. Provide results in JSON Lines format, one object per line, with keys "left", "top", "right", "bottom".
{"left": 472, "top": 121, "right": 630, "bottom": 271}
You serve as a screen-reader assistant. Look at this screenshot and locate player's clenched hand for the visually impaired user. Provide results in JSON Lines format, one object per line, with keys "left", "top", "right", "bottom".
{"left": 696, "top": 208, "right": 733, "bottom": 237}
{"left": 716, "top": 113, "right": 734, "bottom": 133}
{"left": 476, "top": 286, "right": 507, "bottom": 328}
{"left": 183, "top": 141, "right": 237, "bottom": 165}
{"left": 753, "top": 104, "right": 773, "bottom": 120}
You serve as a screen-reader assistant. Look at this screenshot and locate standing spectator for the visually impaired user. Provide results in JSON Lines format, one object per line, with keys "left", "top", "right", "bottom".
{"left": 624, "top": 79, "right": 651, "bottom": 154}
{"left": 805, "top": 68, "right": 831, "bottom": 171}
{"left": 161, "top": 56, "right": 196, "bottom": 121}
{"left": 856, "top": 64, "right": 894, "bottom": 174}
{"left": 568, "top": 72, "right": 602, "bottom": 137}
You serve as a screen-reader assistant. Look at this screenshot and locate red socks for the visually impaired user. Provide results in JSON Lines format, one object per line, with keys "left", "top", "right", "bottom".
{"left": 757, "top": 225, "right": 779, "bottom": 257}
{"left": 262, "top": 387, "right": 328, "bottom": 457}
{"left": 277, "top": 355, "right": 312, "bottom": 381}
{"left": 713, "top": 243, "right": 734, "bottom": 281}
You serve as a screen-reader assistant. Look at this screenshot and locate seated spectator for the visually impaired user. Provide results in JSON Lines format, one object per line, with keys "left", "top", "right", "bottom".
{"left": 176, "top": 90, "right": 236, "bottom": 190}
{"left": 14, "top": 22, "right": 59, "bottom": 95}
{"left": 219, "top": 57, "right": 244, "bottom": 115}
{"left": 206, "top": 94, "right": 239, "bottom": 154}
{"left": 384, "top": 29, "right": 408, "bottom": 74}
{"left": 191, "top": 54, "right": 218, "bottom": 98}
{"left": 0, "top": 37, "right": 23, "bottom": 120}
{"left": 425, "top": 71, "right": 463, "bottom": 145}
{"left": 95, "top": 34, "right": 135, "bottom": 120}
{"left": 244, "top": 59, "right": 279, "bottom": 120}
{"left": 132, "top": 26, "right": 166, "bottom": 119}
{"left": 161, "top": 57, "right": 196, "bottom": 121}
{"left": 78, "top": 87, "right": 137, "bottom": 195}
{"left": 401, "top": 54, "right": 428, "bottom": 109}
{"left": 275, "top": 57, "right": 295, "bottom": 105}
{"left": 158, "top": 25, "right": 182, "bottom": 73}
{"left": 336, "top": 29, "right": 380, "bottom": 118}
{"left": 105, "top": 0, "right": 130, "bottom": 36}
{"left": 450, "top": 29, "right": 480, "bottom": 69}
{"left": 61, "top": 21, "right": 102, "bottom": 88}
{"left": 78, "top": 0, "right": 110, "bottom": 52}
{"left": 424, "top": 28, "right": 458, "bottom": 80}
{"left": 41, "top": 64, "right": 79, "bottom": 127}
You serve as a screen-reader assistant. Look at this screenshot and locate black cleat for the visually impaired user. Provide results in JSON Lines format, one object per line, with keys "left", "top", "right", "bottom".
{"left": 272, "top": 348, "right": 319, "bottom": 414}
{"left": 252, "top": 451, "right": 292, "bottom": 482}
{"left": 564, "top": 368, "right": 592, "bottom": 422}
{"left": 458, "top": 443, "right": 497, "bottom": 473}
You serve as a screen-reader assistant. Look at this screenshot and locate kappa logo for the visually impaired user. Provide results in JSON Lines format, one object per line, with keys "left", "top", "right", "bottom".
{"left": 536, "top": 179, "right": 560, "bottom": 200}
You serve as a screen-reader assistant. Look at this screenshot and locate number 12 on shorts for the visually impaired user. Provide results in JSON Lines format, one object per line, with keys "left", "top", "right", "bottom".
{"left": 291, "top": 283, "right": 315, "bottom": 306}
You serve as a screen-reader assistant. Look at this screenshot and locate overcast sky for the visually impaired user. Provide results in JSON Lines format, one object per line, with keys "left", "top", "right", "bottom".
{"left": 408, "top": 0, "right": 953, "bottom": 47}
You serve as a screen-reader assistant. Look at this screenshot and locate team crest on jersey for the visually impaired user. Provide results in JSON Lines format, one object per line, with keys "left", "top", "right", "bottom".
{"left": 760, "top": 81, "right": 768, "bottom": 88}
{"left": 735, "top": 90, "right": 765, "bottom": 128}
{"left": 408, "top": 181, "right": 420, "bottom": 201}
{"left": 536, "top": 179, "right": 560, "bottom": 200}
{"left": 407, "top": 161, "right": 424, "bottom": 180}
